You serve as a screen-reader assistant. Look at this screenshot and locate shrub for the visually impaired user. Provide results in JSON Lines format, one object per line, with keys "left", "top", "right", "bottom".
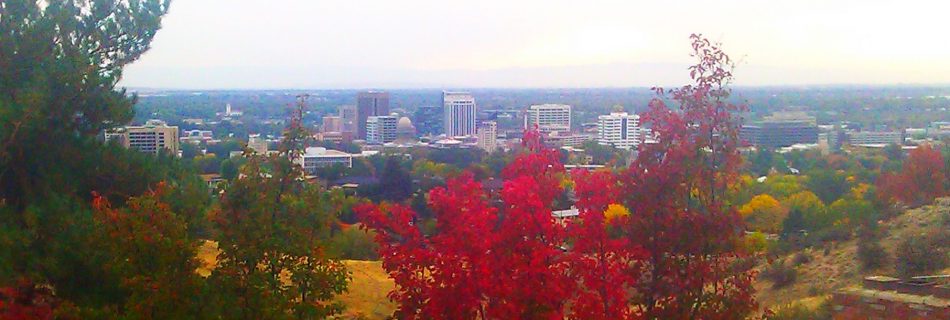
{"left": 768, "top": 301, "right": 832, "bottom": 320}
{"left": 763, "top": 260, "right": 797, "bottom": 289}
{"left": 330, "top": 226, "right": 380, "bottom": 260}
{"left": 896, "top": 233, "right": 948, "bottom": 277}
{"left": 805, "top": 225, "right": 851, "bottom": 246}
{"left": 791, "top": 252, "right": 812, "bottom": 266}
{"left": 857, "top": 238, "right": 888, "bottom": 271}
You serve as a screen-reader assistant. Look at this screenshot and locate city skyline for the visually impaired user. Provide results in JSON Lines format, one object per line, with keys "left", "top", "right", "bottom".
{"left": 120, "top": 0, "right": 950, "bottom": 89}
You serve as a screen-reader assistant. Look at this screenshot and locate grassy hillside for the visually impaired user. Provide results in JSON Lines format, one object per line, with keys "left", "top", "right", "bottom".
{"left": 336, "top": 260, "right": 396, "bottom": 319}
{"left": 755, "top": 197, "right": 950, "bottom": 313}
{"left": 195, "top": 241, "right": 396, "bottom": 319}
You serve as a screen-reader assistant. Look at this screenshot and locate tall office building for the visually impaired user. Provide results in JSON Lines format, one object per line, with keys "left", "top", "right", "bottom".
{"left": 339, "top": 105, "right": 358, "bottom": 136}
{"left": 477, "top": 121, "right": 497, "bottom": 152}
{"left": 597, "top": 112, "right": 642, "bottom": 150}
{"left": 443, "top": 91, "right": 477, "bottom": 137}
{"left": 414, "top": 105, "right": 443, "bottom": 136}
{"left": 366, "top": 115, "right": 397, "bottom": 144}
{"left": 105, "top": 119, "right": 180, "bottom": 155}
{"left": 740, "top": 112, "right": 819, "bottom": 148}
{"left": 322, "top": 116, "right": 342, "bottom": 133}
{"left": 356, "top": 91, "right": 390, "bottom": 140}
{"left": 525, "top": 104, "right": 571, "bottom": 134}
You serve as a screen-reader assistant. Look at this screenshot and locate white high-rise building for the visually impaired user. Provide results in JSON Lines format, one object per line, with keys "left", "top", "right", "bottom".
{"left": 443, "top": 91, "right": 477, "bottom": 137}
{"left": 525, "top": 104, "right": 571, "bottom": 134}
{"left": 597, "top": 112, "right": 642, "bottom": 150}
{"left": 477, "top": 121, "right": 497, "bottom": 152}
{"left": 366, "top": 115, "right": 397, "bottom": 144}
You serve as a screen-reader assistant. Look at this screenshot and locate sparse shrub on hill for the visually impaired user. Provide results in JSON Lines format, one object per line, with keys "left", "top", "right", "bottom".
{"left": 896, "top": 232, "right": 949, "bottom": 278}
{"left": 767, "top": 301, "right": 832, "bottom": 320}
{"left": 791, "top": 252, "right": 812, "bottom": 266}
{"left": 856, "top": 222, "right": 888, "bottom": 271}
{"left": 331, "top": 226, "right": 380, "bottom": 261}
{"left": 763, "top": 260, "right": 797, "bottom": 289}
{"left": 857, "top": 238, "right": 888, "bottom": 271}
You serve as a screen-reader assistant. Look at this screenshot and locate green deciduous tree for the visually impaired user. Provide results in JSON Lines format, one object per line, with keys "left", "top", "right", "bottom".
{"left": 91, "top": 184, "right": 205, "bottom": 318}
{"left": 208, "top": 97, "right": 349, "bottom": 319}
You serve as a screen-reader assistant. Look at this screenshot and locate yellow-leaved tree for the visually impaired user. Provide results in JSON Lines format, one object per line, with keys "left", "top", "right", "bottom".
{"left": 739, "top": 194, "right": 788, "bottom": 233}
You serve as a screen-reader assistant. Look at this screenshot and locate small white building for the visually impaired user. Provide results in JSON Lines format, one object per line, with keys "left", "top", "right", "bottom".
{"left": 294, "top": 147, "right": 355, "bottom": 173}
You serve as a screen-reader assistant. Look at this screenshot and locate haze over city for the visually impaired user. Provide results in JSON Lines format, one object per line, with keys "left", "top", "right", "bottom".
{"left": 122, "top": 0, "right": 950, "bottom": 89}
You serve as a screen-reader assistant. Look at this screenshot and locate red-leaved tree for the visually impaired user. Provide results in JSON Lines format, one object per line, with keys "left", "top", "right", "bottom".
{"left": 610, "top": 34, "right": 756, "bottom": 319}
{"left": 361, "top": 34, "right": 758, "bottom": 319}
{"left": 877, "top": 144, "right": 947, "bottom": 207}
{"left": 359, "top": 130, "right": 573, "bottom": 319}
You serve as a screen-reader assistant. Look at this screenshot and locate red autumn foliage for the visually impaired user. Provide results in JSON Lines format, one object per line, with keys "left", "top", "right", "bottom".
{"left": 606, "top": 34, "right": 756, "bottom": 319}
{"left": 568, "top": 169, "right": 644, "bottom": 319}
{"left": 358, "top": 137, "right": 574, "bottom": 318}
{"left": 876, "top": 144, "right": 947, "bottom": 207}
{"left": 0, "top": 279, "right": 56, "bottom": 320}
{"left": 360, "top": 34, "right": 757, "bottom": 319}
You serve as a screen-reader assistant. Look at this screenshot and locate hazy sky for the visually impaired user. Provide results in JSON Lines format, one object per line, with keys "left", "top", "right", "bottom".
{"left": 121, "top": 0, "right": 950, "bottom": 89}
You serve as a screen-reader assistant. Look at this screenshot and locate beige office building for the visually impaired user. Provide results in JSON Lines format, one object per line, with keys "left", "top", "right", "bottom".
{"left": 106, "top": 119, "right": 180, "bottom": 155}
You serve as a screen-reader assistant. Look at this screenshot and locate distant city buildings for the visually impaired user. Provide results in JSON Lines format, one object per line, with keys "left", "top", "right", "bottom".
{"left": 477, "top": 121, "right": 498, "bottom": 152}
{"left": 846, "top": 131, "right": 904, "bottom": 146}
{"left": 740, "top": 112, "right": 819, "bottom": 148}
{"left": 339, "top": 105, "right": 358, "bottom": 137}
{"left": 322, "top": 115, "right": 342, "bottom": 133}
{"left": 414, "top": 105, "right": 443, "bottom": 136}
{"left": 396, "top": 117, "right": 417, "bottom": 141}
{"left": 295, "top": 147, "right": 355, "bottom": 173}
{"left": 247, "top": 134, "right": 268, "bottom": 154}
{"left": 180, "top": 129, "right": 213, "bottom": 144}
{"left": 597, "top": 112, "right": 642, "bottom": 150}
{"left": 525, "top": 104, "right": 571, "bottom": 134}
{"left": 356, "top": 91, "right": 390, "bottom": 140}
{"left": 105, "top": 119, "right": 180, "bottom": 155}
{"left": 443, "top": 91, "right": 477, "bottom": 137}
{"left": 923, "top": 121, "right": 950, "bottom": 139}
{"left": 544, "top": 131, "right": 593, "bottom": 148}
{"left": 315, "top": 132, "right": 344, "bottom": 143}
{"left": 366, "top": 115, "right": 397, "bottom": 144}
{"left": 219, "top": 103, "right": 243, "bottom": 118}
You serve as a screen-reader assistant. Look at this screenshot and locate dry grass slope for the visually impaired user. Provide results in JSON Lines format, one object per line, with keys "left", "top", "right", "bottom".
{"left": 756, "top": 197, "right": 950, "bottom": 313}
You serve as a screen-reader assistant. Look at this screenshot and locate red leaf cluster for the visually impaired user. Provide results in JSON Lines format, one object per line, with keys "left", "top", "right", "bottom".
{"left": 0, "top": 279, "right": 56, "bottom": 320}
{"left": 876, "top": 144, "right": 948, "bottom": 207}
{"left": 360, "top": 34, "right": 757, "bottom": 319}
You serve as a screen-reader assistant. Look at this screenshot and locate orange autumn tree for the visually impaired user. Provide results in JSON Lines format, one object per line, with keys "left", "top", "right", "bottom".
{"left": 360, "top": 34, "right": 757, "bottom": 319}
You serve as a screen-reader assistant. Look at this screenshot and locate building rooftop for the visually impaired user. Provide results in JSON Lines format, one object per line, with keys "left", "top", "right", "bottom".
{"left": 302, "top": 147, "right": 352, "bottom": 157}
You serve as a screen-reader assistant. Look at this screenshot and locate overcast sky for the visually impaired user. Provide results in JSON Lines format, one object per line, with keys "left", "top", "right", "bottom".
{"left": 120, "top": 0, "right": 950, "bottom": 89}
